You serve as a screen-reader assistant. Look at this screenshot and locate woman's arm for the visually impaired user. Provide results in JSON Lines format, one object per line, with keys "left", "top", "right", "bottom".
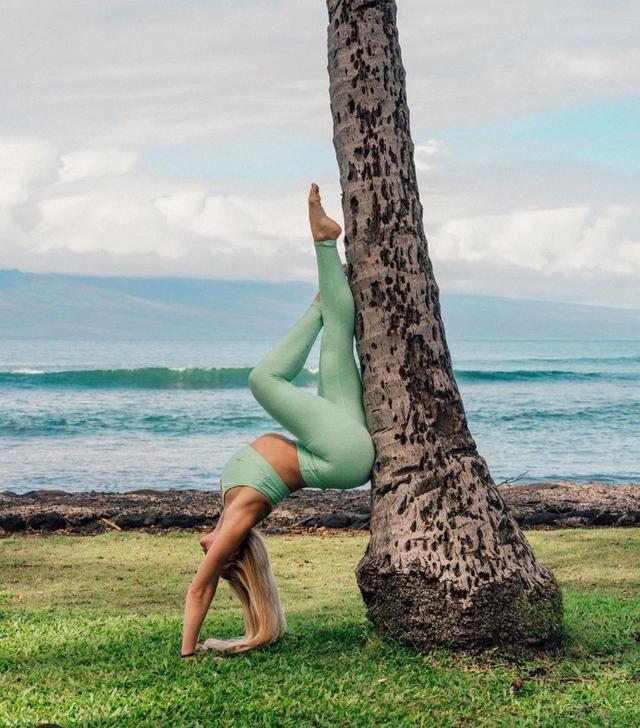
{"left": 180, "top": 498, "right": 265, "bottom": 656}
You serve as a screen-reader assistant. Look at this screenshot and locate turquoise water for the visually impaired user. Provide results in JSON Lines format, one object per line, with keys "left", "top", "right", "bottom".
{"left": 1, "top": 339, "right": 638, "bottom": 493}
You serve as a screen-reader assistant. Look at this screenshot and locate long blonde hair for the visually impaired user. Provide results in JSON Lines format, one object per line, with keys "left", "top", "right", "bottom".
{"left": 199, "top": 529, "right": 286, "bottom": 653}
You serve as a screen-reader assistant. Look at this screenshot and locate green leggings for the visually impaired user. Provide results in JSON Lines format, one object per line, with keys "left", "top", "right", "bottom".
{"left": 220, "top": 240, "right": 375, "bottom": 507}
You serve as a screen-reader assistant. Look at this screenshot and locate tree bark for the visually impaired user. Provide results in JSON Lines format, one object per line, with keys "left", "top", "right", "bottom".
{"left": 326, "top": 0, "right": 563, "bottom": 651}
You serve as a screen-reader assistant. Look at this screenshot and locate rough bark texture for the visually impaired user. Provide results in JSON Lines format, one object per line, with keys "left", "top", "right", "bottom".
{"left": 326, "top": 0, "right": 563, "bottom": 651}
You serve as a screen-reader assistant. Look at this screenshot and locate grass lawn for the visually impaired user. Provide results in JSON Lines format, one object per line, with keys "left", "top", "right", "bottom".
{"left": 1, "top": 529, "right": 639, "bottom": 727}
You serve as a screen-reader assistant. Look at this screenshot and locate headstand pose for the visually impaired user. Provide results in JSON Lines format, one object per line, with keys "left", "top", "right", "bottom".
{"left": 180, "top": 184, "right": 375, "bottom": 656}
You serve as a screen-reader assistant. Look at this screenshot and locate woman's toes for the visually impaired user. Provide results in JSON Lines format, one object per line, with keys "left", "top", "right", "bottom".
{"left": 308, "top": 182, "right": 321, "bottom": 205}
{"left": 308, "top": 182, "right": 341, "bottom": 241}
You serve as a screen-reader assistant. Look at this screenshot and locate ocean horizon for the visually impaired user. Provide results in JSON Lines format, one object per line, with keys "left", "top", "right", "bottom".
{"left": 2, "top": 336, "right": 638, "bottom": 494}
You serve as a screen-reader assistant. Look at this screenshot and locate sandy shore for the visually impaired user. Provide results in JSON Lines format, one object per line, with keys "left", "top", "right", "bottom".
{"left": 1, "top": 481, "right": 639, "bottom": 536}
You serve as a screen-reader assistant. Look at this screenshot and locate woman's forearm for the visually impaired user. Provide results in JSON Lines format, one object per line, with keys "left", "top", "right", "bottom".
{"left": 180, "top": 495, "right": 264, "bottom": 655}
{"left": 181, "top": 573, "right": 220, "bottom": 655}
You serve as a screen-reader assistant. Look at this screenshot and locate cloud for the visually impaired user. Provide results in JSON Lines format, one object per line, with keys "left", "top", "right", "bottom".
{"left": 0, "top": 138, "right": 58, "bottom": 194}
{"left": 414, "top": 140, "right": 445, "bottom": 171}
{"left": 0, "top": 138, "right": 60, "bottom": 236}
{"left": 1, "top": 1, "right": 638, "bottom": 146}
{"left": 541, "top": 52, "right": 619, "bottom": 81}
{"left": 0, "top": 136, "right": 339, "bottom": 272}
{"left": 2, "top": 133, "right": 638, "bottom": 306}
{"left": 59, "top": 149, "right": 138, "bottom": 182}
{"left": 432, "top": 205, "right": 640, "bottom": 275}
{"left": 0, "top": 1, "right": 638, "bottom": 309}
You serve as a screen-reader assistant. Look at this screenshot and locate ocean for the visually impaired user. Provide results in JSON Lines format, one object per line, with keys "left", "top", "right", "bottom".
{"left": 1, "top": 338, "right": 638, "bottom": 493}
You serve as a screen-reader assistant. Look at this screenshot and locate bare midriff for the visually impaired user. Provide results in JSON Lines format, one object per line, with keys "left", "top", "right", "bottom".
{"left": 249, "top": 433, "right": 305, "bottom": 492}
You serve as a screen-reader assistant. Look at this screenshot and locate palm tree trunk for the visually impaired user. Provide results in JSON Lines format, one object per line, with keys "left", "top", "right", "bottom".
{"left": 326, "top": 0, "right": 563, "bottom": 651}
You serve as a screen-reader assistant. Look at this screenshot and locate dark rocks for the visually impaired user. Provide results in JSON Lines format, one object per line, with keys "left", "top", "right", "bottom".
{"left": 114, "top": 513, "right": 147, "bottom": 530}
{"left": 321, "top": 512, "right": 353, "bottom": 529}
{"left": 111, "top": 512, "right": 164, "bottom": 529}
{"left": 522, "top": 512, "right": 564, "bottom": 526}
{"left": 592, "top": 512, "right": 624, "bottom": 527}
{"left": 27, "top": 512, "right": 66, "bottom": 531}
{"left": 501, "top": 482, "right": 640, "bottom": 530}
{"left": 351, "top": 512, "right": 372, "bottom": 529}
{"left": 143, "top": 511, "right": 162, "bottom": 525}
{"left": 1, "top": 481, "right": 639, "bottom": 536}
{"left": 65, "top": 512, "right": 99, "bottom": 527}
{"left": 160, "top": 513, "right": 195, "bottom": 529}
{"left": 0, "top": 514, "right": 25, "bottom": 532}
{"left": 570, "top": 509, "right": 601, "bottom": 520}
{"left": 296, "top": 515, "right": 322, "bottom": 529}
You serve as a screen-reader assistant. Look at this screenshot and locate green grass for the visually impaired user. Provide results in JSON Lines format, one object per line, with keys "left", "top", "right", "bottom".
{"left": 1, "top": 529, "right": 639, "bottom": 727}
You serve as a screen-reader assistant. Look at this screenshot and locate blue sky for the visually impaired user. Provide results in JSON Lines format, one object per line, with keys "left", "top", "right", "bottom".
{"left": 435, "top": 97, "right": 640, "bottom": 174}
{"left": 145, "top": 130, "right": 336, "bottom": 184}
{"left": 0, "top": 0, "right": 638, "bottom": 307}
{"left": 143, "top": 96, "right": 640, "bottom": 183}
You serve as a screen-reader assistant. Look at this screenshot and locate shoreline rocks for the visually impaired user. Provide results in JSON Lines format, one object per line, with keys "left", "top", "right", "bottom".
{"left": 1, "top": 481, "right": 640, "bottom": 536}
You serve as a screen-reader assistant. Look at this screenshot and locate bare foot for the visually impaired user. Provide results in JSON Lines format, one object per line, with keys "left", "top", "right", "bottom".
{"left": 308, "top": 183, "right": 342, "bottom": 242}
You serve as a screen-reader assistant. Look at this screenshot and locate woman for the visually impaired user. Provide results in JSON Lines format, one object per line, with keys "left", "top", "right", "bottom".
{"left": 180, "top": 183, "right": 375, "bottom": 657}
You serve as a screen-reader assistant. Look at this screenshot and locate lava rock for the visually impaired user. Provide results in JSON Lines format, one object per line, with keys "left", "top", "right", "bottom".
{"left": 295, "top": 515, "right": 322, "bottom": 528}
{"left": 114, "top": 513, "right": 147, "bottom": 529}
{"left": 160, "top": 513, "right": 195, "bottom": 529}
{"left": 592, "top": 512, "right": 622, "bottom": 526}
{"left": 522, "top": 512, "right": 563, "bottom": 526}
{"left": 571, "top": 509, "right": 602, "bottom": 520}
{"left": 351, "top": 512, "right": 371, "bottom": 530}
{"left": 0, "top": 514, "right": 26, "bottom": 532}
{"left": 320, "top": 512, "right": 352, "bottom": 529}
{"left": 142, "top": 510, "right": 162, "bottom": 526}
{"left": 27, "top": 512, "right": 66, "bottom": 531}
{"left": 2, "top": 482, "right": 640, "bottom": 535}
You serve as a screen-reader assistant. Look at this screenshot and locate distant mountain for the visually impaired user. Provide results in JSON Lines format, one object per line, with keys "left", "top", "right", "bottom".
{"left": 1, "top": 269, "right": 638, "bottom": 341}
{"left": 439, "top": 294, "right": 639, "bottom": 341}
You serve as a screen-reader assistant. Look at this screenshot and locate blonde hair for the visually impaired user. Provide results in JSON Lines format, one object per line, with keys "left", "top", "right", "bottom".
{"left": 199, "top": 529, "right": 286, "bottom": 653}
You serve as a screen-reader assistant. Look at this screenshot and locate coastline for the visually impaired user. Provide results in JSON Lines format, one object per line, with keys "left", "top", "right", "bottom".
{"left": 1, "top": 480, "right": 640, "bottom": 536}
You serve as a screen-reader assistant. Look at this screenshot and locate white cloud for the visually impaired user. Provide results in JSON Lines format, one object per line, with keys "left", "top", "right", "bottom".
{"left": 1, "top": 1, "right": 638, "bottom": 145}
{"left": 153, "top": 191, "right": 205, "bottom": 228}
{"left": 0, "top": 2, "right": 638, "bottom": 308}
{"left": 153, "top": 188, "right": 312, "bottom": 250}
{"left": 0, "top": 138, "right": 58, "bottom": 199}
{"left": 541, "top": 52, "right": 618, "bottom": 80}
{"left": 2, "top": 135, "right": 638, "bottom": 299}
{"left": 0, "top": 138, "right": 60, "bottom": 236}
{"left": 0, "top": 137, "right": 337, "bottom": 270}
{"left": 59, "top": 149, "right": 138, "bottom": 183}
{"left": 432, "top": 205, "right": 640, "bottom": 276}
{"left": 414, "top": 140, "right": 445, "bottom": 171}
